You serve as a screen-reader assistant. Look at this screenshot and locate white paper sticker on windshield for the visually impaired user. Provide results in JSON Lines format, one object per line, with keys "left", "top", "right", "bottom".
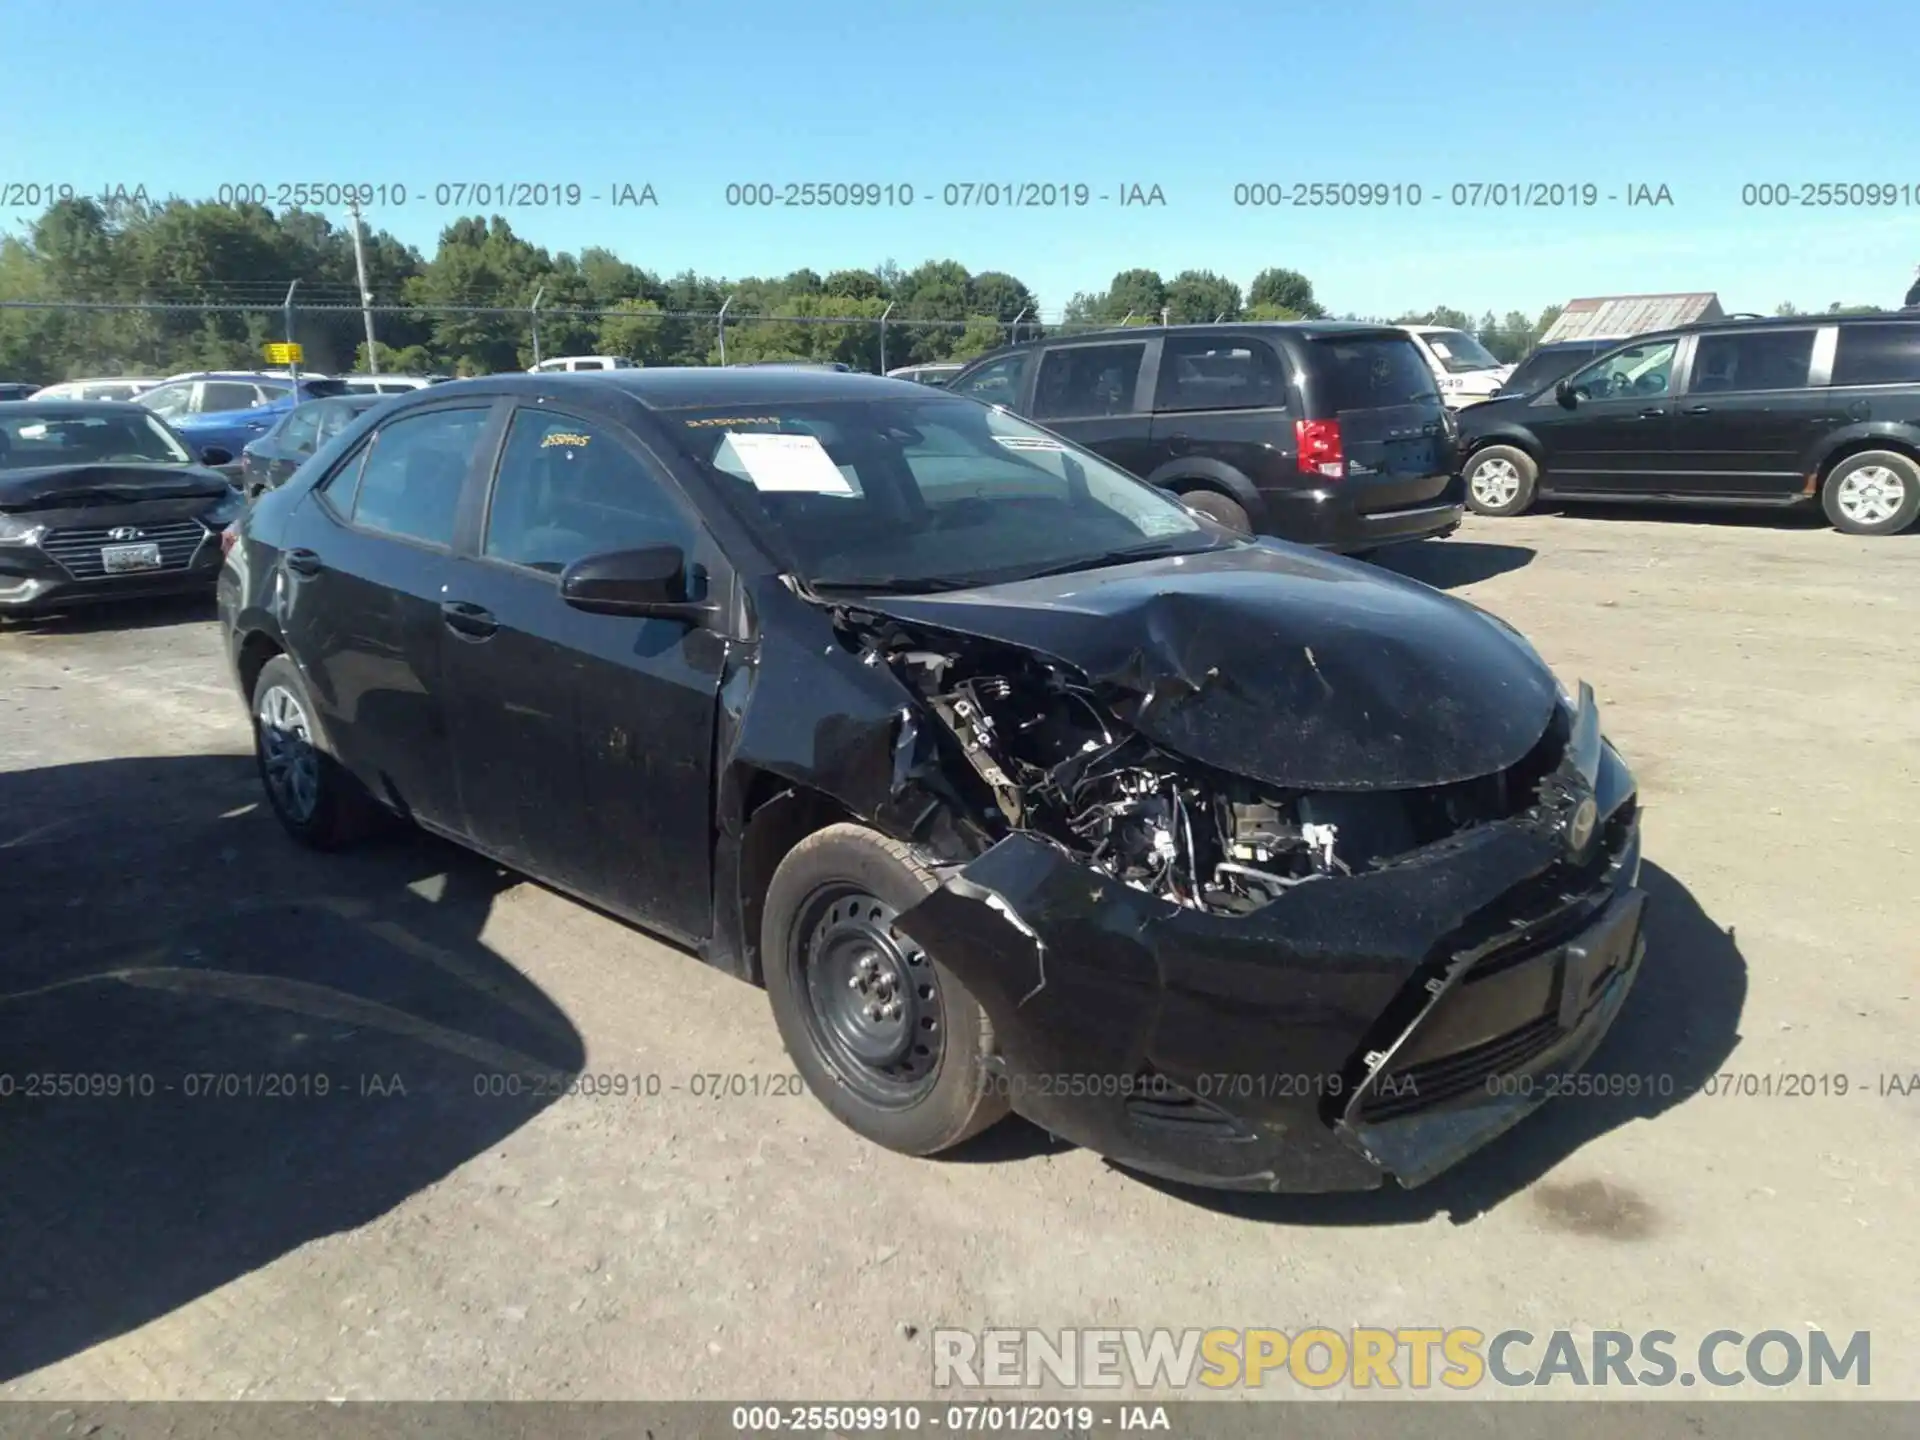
{"left": 718, "top": 431, "right": 855, "bottom": 494}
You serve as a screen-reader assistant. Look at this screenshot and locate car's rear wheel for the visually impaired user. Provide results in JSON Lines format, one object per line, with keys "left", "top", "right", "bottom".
{"left": 762, "top": 823, "right": 1008, "bottom": 1156}
{"left": 250, "top": 654, "right": 385, "bottom": 849}
{"left": 1821, "top": 451, "right": 1920, "bottom": 535}
{"left": 1464, "top": 446, "right": 1539, "bottom": 517}
{"left": 1180, "top": 489, "right": 1252, "bottom": 534}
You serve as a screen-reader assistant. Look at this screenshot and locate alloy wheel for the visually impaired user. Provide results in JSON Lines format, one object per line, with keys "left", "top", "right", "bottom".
{"left": 257, "top": 683, "right": 321, "bottom": 823}
{"left": 1834, "top": 465, "right": 1906, "bottom": 527}
{"left": 1470, "top": 456, "right": 1523, "bottom": 509}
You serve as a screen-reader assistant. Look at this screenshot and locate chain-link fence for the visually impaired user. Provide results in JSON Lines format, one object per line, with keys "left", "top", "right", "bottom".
{"left": 0, "top": 296, "right": 1547, "bottom": 384}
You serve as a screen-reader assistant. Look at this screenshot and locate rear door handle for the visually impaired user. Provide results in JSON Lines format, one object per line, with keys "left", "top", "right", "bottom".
{"left": 1638, "top": 407, "right": 1667, "bottom": 418}
{"left": 441, "top": 600, "right": 498, "bottom": 640}
{"left": 283, "top": 548, "right": 323, "bottom": 576}
{"left": 1683, "top": 405, "right": 1712, "bottom": 415}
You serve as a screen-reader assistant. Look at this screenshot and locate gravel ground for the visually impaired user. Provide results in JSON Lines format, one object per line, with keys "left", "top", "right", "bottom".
{"left": 1, "top": 506, "right": 1914, "bottom": 1402}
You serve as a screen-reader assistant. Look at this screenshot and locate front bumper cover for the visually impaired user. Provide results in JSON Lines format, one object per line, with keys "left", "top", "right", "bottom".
{"left": 894, "top": 712, "right": 1645, "bottom": 1193}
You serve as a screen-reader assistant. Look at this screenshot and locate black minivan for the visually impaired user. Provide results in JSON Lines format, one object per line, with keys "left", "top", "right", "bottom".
{"left": 945, "top": 323, "right": 1462, "bottom": 552}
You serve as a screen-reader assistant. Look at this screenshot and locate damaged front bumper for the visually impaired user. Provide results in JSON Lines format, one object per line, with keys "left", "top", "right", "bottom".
{"left": 894, "top": 722, "right": 1646, "bottom": 1193}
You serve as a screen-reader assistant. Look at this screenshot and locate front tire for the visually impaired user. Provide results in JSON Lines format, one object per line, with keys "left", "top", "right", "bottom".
{"left": 762, "top": 823, "right": 1008, "bottom": 1156}
{"left": 250, "top": 654, "right": 386, "bottom": 849}
{"left": 1821, "top": 451, "right": 1920, "bottom": 535}
{"left": 1464, "top": 445, "right": 1539, "bottom": 517}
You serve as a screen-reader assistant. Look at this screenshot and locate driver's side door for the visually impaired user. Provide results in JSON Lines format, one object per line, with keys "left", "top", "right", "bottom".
{"left": 1528, "top": 337, "right": 1687, "bottom": 495}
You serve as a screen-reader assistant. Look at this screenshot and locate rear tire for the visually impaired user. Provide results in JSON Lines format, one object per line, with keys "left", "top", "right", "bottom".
{"left": 250, "top": 654, "right": 387, "bottom": 849}
{"left": 1180, "top": 490, "right": 1252, "bottom": 534}
{"left": 1821, "top": 450, "right": 1920, "bottom": 535}
{"left": 1464, "top": 445, "right": 1539, "bottom": 517}
{"left": 762, "top": 823, "right": 1008, "bottom": 1156}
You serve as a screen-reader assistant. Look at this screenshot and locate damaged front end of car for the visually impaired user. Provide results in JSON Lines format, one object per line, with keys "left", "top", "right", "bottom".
{"left": 728, "top": 552, "right": 1647, "bottom": 1192}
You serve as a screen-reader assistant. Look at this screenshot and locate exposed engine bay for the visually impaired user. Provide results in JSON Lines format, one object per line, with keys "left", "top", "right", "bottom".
{"left": 856, "top": 620, "right": 1560, "bottom": 916}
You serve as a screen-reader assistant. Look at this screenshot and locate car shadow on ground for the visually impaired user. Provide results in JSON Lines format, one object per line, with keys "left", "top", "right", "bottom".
{"left": 0, "top": 753, "right": 585, "bottom": 1385}
{"left": 1106, "top": 859, "right": 1746, "bottom": 1224}
{"left": 0, "top": 591, "right": 219, "bottom": 635}
{"left": 1540, "top": 500, "right": 1832, "bottom": 533}
{"left": 1372, "top": 540, "right": 1535, "bottom": 589}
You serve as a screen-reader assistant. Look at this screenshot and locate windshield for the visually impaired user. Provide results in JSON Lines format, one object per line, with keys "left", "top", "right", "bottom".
{"left": 0, "top": 409, "right": 194, "bottom": 468}
{"left": 1420, "top": 329, "right": 1504, "bottom": 374}
{"left": 659, "top": 395, "right": 1219, "bottom": 590}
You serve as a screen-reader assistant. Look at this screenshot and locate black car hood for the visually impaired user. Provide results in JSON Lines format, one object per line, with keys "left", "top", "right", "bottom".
{"left": 0, "top": 463, "right": 234, "bottom": 513}
{"left": 1457, "top": 394, "right": 1535, "bottom": 432}
{"left": 843, "top": 541, "right": 1560, "bottom": 791}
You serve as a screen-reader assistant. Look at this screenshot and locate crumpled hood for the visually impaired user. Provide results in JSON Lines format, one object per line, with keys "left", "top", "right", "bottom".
{"left": 0, "top": 463, "right": 235, "bottom": 512}
{"left": 848, "top": 541, "right": 1560, "bottom": 791}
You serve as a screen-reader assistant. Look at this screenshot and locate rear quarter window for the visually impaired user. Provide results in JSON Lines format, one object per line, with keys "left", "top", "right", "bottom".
{"left": 1831, "top": 324, "right": 1920, "bottom": 386}
{"left": 1311, "top": 337, "right": 1442, "bottom": 412}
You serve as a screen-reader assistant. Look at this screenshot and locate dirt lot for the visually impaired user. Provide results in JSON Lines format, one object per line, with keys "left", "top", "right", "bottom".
{"left": 1, "top": 505, "right": 1915, "bottom": 1402}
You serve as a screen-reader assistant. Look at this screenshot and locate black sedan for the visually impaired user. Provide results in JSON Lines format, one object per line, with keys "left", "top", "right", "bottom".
{"left": 239, "top": 393, "right": 390, "bottom": 498}
{"left": 217, "top": 369, "right": 1646, "bottom": 1192}
{"left": 0, "top": 401, "right": 244, "bottom": 616}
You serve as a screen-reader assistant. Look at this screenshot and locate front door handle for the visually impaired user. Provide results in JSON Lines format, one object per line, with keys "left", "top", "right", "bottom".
{"left": 1638, "top": 407, "right": 1667, "bottom": 418}
{"left": 1683, "top": 405, "right": 1712, "bottom": 415}
{"left": 283, "top": 548, "right": 323, "bottom": 576}
{"left": 441, "top": 600, "right": 498, "bottom": 640}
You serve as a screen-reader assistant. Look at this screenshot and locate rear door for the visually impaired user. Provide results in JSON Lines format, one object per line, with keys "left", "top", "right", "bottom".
{"left": 1525, "top": 336, "right": 1684, "bottom": 493}
{"left": 438, "top": 402, "right": 728, "bottom": 941}
{"left": 1672, "top": 326, "right": 1823, "bottom": 497}
{"left": 1148, "top": 333, "right": 1294, "bottom": 491}
{"left": 1304, "top": 333, "right": 1454, "bottom": 510}
{"left": 276, "top": 398, "right": 501, "bottom": 833}
{"left": 1027, "top": 339, "right": 1158, "bottom": 475}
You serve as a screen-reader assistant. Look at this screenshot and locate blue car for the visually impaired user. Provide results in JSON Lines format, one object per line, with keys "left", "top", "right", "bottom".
{"left": 138, "top": 372, "right": 349, "bottom": 475}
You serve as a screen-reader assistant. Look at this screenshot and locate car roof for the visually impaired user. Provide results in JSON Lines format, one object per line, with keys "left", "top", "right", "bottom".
{"left": 425, "top": 366, "right": 933, "bottom": 409}
{"left": 0, "top": 399, "right": 158, "bottom": 414}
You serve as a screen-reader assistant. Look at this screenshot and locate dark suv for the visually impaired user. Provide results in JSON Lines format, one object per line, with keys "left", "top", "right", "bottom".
{"left": 945, "top": 323, "right": 1462, "bottom": 552}
{"left": 1457, "top": 314, "right": 1920, "bottom": 535}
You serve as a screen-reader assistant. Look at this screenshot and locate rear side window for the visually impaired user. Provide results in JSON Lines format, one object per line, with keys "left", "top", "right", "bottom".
{"left": 330, "top": 406, "right": 490, "bottom": 547}
{"left": 1032, "top": 343, "right": 1147, "bottom": 419}
{"left": 202, "top": 381, "right": 262, "bottom": 412}
{"left": 1155, "top": 337, "right": 1287, "bottom": 412}
{"left": 1689, "top": 329, "right": 1816, "bottom": 393}
{"left": 1832, "top": 324, "right": 1920, "bottom": 386}
{"left": 1312, "top": 337, "right": 1441, "bottom": 411}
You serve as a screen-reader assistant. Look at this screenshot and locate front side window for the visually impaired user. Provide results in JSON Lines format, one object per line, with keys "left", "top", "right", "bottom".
{"left": 0, "top": 409, "right": 193, "bottom": 468}
{"left": 1831, "top": 323, "right": 1920, "bottom": 386}
{"left": 340, "top": 406, "right": 490, "bottom": 546}
{"left": 1565, "top": 339, "right": 1679, "bottom": 401}
{"left": 1419, "top": 329, "right": 1503, "bottom": 374}
{"left": 1155, "top": 337, "right": 1287, "bottom": 412}
{"left": 947, "top": 352, "right": 1031, "bottom": 408}
{"left": 1032, "top": 343, "right": 1146, "bottom": 419}
{"left": 1689, "top": 329, "right": 1815, "bottom": 393}
{"left": 661, "top": 394, "right": 1214, "bottom": 591}
{"left": 139, "top": 381, "right": 196, "bottom": 419}
{"left": 484, "top": 410, "right": 694, "bottom": 573}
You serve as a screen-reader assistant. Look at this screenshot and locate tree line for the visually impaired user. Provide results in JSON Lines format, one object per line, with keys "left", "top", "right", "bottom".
{"left": 0, "top": 196, "right": 1887, "bottom": 383}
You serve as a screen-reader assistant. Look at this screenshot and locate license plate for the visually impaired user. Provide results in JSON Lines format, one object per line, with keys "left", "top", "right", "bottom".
{"left": 100, "top": 542, "right": 163, "bottom": 573}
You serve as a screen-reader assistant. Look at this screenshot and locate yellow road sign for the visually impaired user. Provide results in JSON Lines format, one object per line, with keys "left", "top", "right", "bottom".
{"left": 264, "top": 342, "right": 304, "bottom": 364}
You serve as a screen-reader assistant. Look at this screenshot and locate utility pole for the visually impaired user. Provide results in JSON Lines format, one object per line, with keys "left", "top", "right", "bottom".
{"left": 529, "top": 286, "right": 546, "bottom": 368}
{"left": 347, "top": 197, "right": 380, "bottom": 374}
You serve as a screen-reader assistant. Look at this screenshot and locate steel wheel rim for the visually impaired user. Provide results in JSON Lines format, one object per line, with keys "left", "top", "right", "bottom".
{"left": 1836, "top": 466, "right": 1905, "bottom": 525}
{"left": 1471, "top": 457, "right": 1522, "bottom": 508}
{"left": 257, "top": 683, "right": 321, "bottom": 823}
{"left": 796, "top": 886, "right": 945, "bottom": 1108}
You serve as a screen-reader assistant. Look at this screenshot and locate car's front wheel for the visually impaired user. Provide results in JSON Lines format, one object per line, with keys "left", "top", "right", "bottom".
{"left": 250, "top": 654, "right": 385, "bottom": 849}
{"left": 1821, "top": 451, "right": 1920, "bottom": 536}
{"left": 762, "top": 823, "right": 1008, "bottom": 1156}
{"left": 1464, "top": 445, "right": 1539, "bottom": 517}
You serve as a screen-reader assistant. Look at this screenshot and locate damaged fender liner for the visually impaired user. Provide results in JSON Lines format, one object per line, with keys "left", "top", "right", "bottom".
{"left": 894, "top": 765, "right": 1645, "bottom": 1193}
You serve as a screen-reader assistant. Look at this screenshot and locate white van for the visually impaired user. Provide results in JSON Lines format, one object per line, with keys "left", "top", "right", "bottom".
{"left": 1398, "top": 325, "right": 1515, "bottom": 409}
{"left": 528, "top": 355, "right": 639, "bottom": 373}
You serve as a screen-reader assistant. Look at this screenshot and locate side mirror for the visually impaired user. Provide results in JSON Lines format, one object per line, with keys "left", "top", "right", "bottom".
{"left": 560, "top": 545, "right": 721, "bottom": 625}
{"left": 200, "top": 445, "right": 234, "bottom": 466}
{"left": 1554, "top": 378, "right": 1578, "bottom": 409}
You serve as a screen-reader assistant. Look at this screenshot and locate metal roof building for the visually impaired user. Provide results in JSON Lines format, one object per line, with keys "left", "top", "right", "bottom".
{"left": 1538, "top": 292, "right": 1723, "bottom": 343}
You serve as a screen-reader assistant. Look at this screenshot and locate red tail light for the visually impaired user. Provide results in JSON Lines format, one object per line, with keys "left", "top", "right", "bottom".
{"left": 1295, "top": 418, "right": 1345, "bottom": 478}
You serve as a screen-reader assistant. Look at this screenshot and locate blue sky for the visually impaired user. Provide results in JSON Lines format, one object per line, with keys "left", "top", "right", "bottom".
{"left": 2, "top": 0, "right": 1914, "bottom": 319}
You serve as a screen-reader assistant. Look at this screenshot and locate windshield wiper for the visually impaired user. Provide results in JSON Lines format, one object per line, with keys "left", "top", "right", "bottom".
{"left": 1013, "top": 538, "right": 1219, "bottom": 582}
